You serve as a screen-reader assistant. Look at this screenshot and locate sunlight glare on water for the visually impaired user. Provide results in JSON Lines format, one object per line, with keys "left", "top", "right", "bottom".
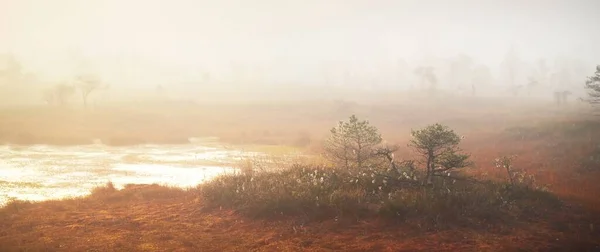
{"left": 0, "top": 142, "right": 259, "bottom": 206}
{"left": 111, "top": 164, "right": 233, "bottom": 188}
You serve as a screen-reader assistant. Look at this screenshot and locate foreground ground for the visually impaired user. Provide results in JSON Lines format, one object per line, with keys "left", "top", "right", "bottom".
{"left": 0, "top": 183, "right": 598, "bottom": 252}
{"left": 1, "top": 96, "right": 600, "bottom": 251}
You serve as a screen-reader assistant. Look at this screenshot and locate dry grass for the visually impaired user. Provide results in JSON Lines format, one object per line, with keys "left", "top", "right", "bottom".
{"left": 0, "top": 182, "right": 597, "bottom": 251}
{"left": 1, "top": 97, "right": 600, "bottom": 251}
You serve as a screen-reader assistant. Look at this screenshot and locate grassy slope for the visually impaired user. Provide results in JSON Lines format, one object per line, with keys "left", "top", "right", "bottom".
{"left": 1, "top": 97, "right": 600, "bottom": 251}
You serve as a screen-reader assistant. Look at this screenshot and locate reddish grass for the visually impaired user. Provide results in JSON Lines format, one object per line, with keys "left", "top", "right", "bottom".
{"left": 0, "top": 183, "right": 598, "bottom": 251}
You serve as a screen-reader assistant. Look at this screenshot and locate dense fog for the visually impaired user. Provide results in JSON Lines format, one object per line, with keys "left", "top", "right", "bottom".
{"left": 1, "top": 0, "right": 599, "bottom": 104}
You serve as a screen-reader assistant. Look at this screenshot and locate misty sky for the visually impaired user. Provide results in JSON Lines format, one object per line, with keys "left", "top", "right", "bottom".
{"left": 1, "top": 0, "right": 599, "bottom": 85}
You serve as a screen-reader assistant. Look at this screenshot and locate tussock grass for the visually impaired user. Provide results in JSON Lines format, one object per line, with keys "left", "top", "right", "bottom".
{"left": 200, "top": 162, "right": 562, "bottom": 230}
{"left": 88, "top": 182, "right": 190, "bottom": 202}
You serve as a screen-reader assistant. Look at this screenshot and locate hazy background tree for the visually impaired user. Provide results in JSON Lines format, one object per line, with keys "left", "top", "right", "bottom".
{"left": 75, "top": 74, "right": 106, "bottom": 108}
{"left": 553, "top": 56, "right": 573, "bottom": 88}
{"left": 0, "top": 54, "right": 23, "bottom": 85}
{"left": 324, "top": 115, "right": 382, "bottom": 170}
{"left": 413, "top": 66, "right": 437, "bottom": 93}
{"left": 409, "top": 123, "right": 471, "bottom": 185}
{"left": 536, "top": 58, "right": 551, "bottom": 86}
{"left": 43, "top": 83, "right": 75, "bottom": 106}
{"left": 584, "top": 65, "right": 600, "bottom": 107}
{"left": 500, "top": 46, "right": 524, "bottom": 96}
{"left": 447, "top": 53, "right": 474, "bottom": 90}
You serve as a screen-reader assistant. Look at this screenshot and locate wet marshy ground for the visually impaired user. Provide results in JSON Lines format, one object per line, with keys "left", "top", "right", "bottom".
{"left": 0, "top": 139, "right": 263, "bottom": 205}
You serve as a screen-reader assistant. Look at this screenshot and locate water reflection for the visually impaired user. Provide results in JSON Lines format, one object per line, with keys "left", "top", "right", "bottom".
{"left": 0, "top": 142, "right": 259, "bottom": 206}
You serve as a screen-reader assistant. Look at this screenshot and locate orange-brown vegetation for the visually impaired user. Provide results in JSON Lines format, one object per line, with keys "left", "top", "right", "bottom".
{"left": 1, "top": 182, "right": 596, "bottom": 252}
{"left": 1, "top": 96, "right": 600, "bottom": 251}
